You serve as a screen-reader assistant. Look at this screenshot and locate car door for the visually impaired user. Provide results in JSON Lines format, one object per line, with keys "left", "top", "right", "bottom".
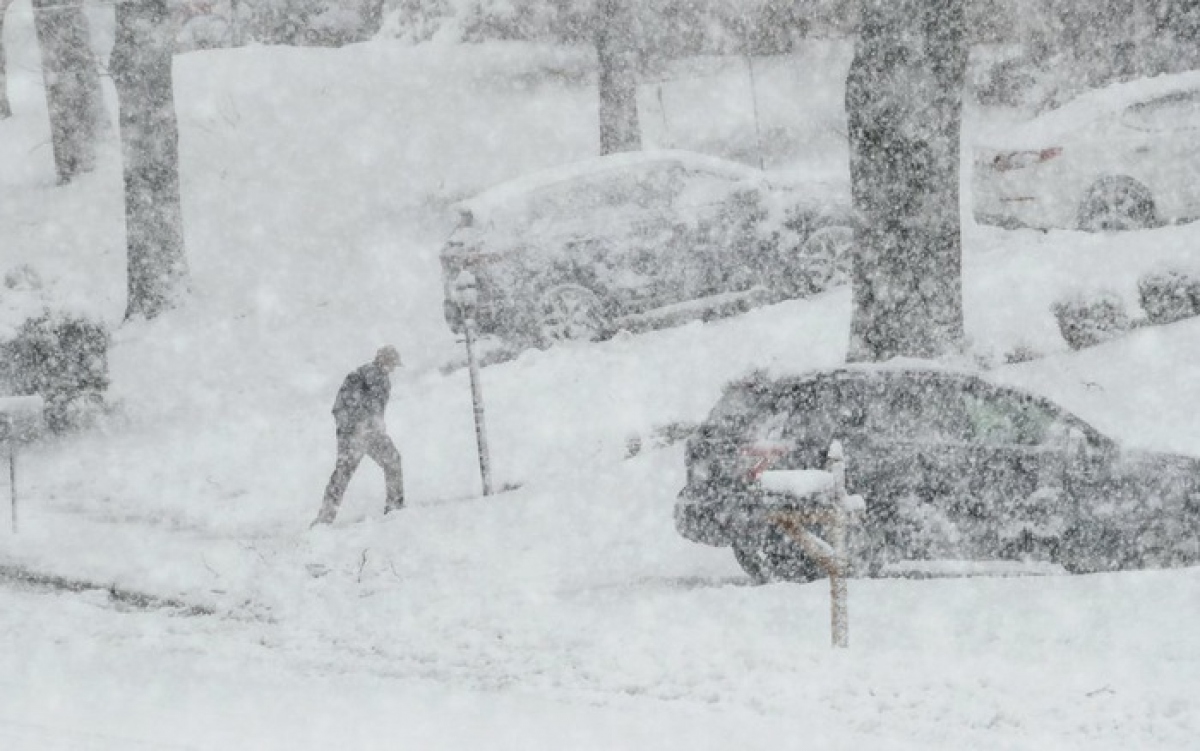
{"left": 954, "top": 384, "right": 1077, "bottom": 561}
{"left": 851, "top": 375, "right": 981, "bottom": 562}
{"left": 671, "top": 169, "right": 762, "bottom": 299}
{"left": 530, "top": 165, "right": 682, "bottom": 310}
{"left": 589, "top": 164, "right": 688, "bottom": 309}
{"left": 1057, "top": 427, "right": 1131, "bottom": 571}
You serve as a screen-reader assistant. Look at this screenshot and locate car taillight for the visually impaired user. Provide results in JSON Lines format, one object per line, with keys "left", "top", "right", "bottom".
{"left": 738, "top": 441, "right": 789, "bottom": 482}
{"left": 990, "top": 147, "right": 1062, "bottom": 172}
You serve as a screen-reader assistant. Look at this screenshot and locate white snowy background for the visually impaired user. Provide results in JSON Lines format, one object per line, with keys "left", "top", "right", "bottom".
{"left": 1, "top": 3, "right": 1199, "bottom": 748}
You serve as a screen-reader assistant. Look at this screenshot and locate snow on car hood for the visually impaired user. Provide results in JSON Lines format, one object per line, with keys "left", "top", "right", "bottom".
{"left": 981, "top": 70, "right": 1200, "bottom": 150}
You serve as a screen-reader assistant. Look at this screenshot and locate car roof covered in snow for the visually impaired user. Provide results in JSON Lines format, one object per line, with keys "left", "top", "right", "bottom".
{"left": 987, "top": 70, "right": 1200, "bottom": 149}
{"left": 459, "top": 150, "right": 763, "bottom": 220}
{"left": 728, "top": 359, "right": 996, "bottom": 395}
{"left": 456, "top": 151, "right": 854, "bottom": 230}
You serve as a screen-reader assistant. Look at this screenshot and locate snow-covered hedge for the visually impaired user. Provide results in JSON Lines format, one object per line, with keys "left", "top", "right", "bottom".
{"left": 1137, "top": 268, "right": 1200, "bottom": 326}
{"left": 0, "top": 311, "right": 110, "bottom": 433}
{"left": 1051, "top": 289, "right": 1131, "bottom": 351}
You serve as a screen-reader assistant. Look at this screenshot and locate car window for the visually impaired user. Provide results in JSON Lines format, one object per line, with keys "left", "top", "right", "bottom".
{"left": 785, "top": 380, "right": 865, "bottom": 442}
{"left": 707, "top": 378, "right": 783, "bottom": 437}
{"left": 526, "top": 166, "right": 684, "bottom": 223}
{"left": 962, "top": 390, "right": 1062, "bottom": 446}
{"left": 674, "top": 171, "right": 740, "bottom": 209}
{"left": 1121, "top": 90, "right": 1200, "bottom": 132}
{"left": 862, "top": 378, "right": 972, "bottom": 443}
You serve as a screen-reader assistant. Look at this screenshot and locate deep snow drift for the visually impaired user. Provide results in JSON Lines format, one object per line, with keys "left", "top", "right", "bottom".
{"left": 2, "top": 20, "right": 1200, "bottom": 750}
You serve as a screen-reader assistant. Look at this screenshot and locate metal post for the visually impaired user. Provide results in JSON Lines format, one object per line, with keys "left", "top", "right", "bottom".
{"left": 463, "top": 315, "right": 494, "bottom": 497}
{"left": 830, "top": 515, "right": 848, "bottom": 648}
{"left": 9, "top": 450, "right": 16, "bottom": 534}
{"left": 828, "top": 441, "right": 848, "bottom": 648}
{"left": 230, "top": 0, "right": 241, "bottom": 47}
{"left": 745, "top": 54, "right": 766, "bottom": 171}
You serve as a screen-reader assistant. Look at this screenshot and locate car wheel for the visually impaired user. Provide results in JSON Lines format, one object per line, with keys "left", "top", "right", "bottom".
{"left": 1077, "top": 176, "right": 1157, "bottom": 232}
{"left": 732, "top": 531, "right": 823, "bottom": 585}
{"left": 800, "top": 226, "right": 855, "bottom": 294}
{"left": 537, "top": 284, "right": 608, "bottom": 346}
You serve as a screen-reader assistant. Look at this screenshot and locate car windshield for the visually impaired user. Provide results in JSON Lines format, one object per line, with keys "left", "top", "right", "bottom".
{"left": 962, "top": 392, "right": 1062, "bottom": 445}
{"left": 1122, "top": 90, "right": 1200, "bottom": 132}
{"left": 525, "top": 166, "right": 684, "bottom": 224}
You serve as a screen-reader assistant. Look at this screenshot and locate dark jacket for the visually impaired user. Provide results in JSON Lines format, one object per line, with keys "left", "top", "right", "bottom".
{"left": 332, "top": 362, "right": 391, "bottom": 433}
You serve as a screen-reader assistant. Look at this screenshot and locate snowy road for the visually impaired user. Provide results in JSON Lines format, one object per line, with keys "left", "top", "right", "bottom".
{"left": 0, "top": 585, "right": 867, "bottom": 751}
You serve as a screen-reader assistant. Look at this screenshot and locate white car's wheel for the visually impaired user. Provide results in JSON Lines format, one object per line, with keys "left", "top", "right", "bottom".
{"left": 800, "top": 225, "right": 855, "bottom": 293}
{"left": 1077, "top": 176, "right": 1157, "bottom": 232}
{"left": 537, "top": 284, "right": 607, "bottom": 346}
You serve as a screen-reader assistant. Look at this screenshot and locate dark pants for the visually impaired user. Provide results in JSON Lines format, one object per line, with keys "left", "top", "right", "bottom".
{"left": 315, "top": 427, "right": 404, "bottom": 524}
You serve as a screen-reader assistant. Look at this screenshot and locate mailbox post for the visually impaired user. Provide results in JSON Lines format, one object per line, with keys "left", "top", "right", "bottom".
{"left": 453, "top": 271, "right": 494, "bottom": 497}
{"left": 0, "top": 396, "right": 45, "bottom": 533}
{"left": 760, "top": 440, "right": 865, "bottom": 649}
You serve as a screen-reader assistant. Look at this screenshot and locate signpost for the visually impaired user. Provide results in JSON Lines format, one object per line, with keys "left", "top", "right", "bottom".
{"left": 453, "top": 271, "right": 494, "bottom": 497}
{"left": 0, "top": 395, "right": 45, "bottom": 533}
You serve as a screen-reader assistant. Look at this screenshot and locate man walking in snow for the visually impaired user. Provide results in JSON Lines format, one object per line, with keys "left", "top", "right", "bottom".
{"left": 312, "top": 346, "right": 405, "bottom": 525}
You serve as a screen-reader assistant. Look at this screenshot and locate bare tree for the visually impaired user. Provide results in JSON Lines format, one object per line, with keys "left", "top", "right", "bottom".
{"left": 111, "top": 0, "right": 188, "bottom": 320}
{"left": 594, "top": 0, "right": 641, "bottom": 154}
{"left": 844, "top": 0, "right": 968, "bottom": 362}
{"left": 0, "top": 0, "right": 13, "bottom": 118}
{"left": 31, "top": 0, "right": 104, "bottom": 182}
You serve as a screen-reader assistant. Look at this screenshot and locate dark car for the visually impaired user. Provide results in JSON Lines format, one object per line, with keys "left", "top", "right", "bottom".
{"left": 441, "top": 150, "right": 854, "bottom": 349}
{"left": 676, "top": 364, "right": 1200, "bottom": 583}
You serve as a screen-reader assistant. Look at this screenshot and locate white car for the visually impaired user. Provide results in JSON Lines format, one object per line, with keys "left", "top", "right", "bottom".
{"left": 973, "top": 70, "right": 1200, "bottom": 231}
{"left": 440, "top": 151, "right": 854, "bottom": 348}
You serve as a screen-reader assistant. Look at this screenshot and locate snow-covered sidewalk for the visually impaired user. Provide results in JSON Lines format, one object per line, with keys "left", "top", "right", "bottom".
{"left": 4, "top": 445, "right": 1200, "bottom": 750}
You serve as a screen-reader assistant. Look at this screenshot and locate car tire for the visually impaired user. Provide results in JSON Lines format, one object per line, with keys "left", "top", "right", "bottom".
{"left": 732, "top": 531, "right": 823, "bottom": 585}
{"left": 1077, "top": 176, "right": 1157, "bottom": 232}
{"left": 799, "top": 226, "right": 855, "bottom": 294}
{"left": 536, "top": 283, "right": 608, "bottom": 347}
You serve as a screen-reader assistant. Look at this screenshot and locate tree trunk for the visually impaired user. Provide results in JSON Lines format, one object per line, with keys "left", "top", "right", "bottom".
{"left": 595, "top": 0, "right": 641, "bottom": 155}
{"left": 111, "top": 0, "right": 188, "bottom": 321}
{"left": 845, "top": 0, "right": 967, "bottom": 362}
{"left": 31, "top": 0, "right": 103, "bottom": 182}
{"left": 0, "top": 0, "right": 11, "bottom": 119}
{"left": 361, "top": 0, "right": 386, "bottom": 39}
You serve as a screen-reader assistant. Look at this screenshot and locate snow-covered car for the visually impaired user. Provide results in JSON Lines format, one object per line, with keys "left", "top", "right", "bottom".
{"left": 973, "top": 70, "right": 1200, "bottom": 231}
{"left": 440, "top": 151, "right": 854, "bottom": 348}
{"left": 676, "top": 364, "right": 1200, "bottom": 584}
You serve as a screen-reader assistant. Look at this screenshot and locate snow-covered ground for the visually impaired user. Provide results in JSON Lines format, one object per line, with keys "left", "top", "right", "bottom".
{"left": 2, "top": 12, "right": 1200, "bottom": 748}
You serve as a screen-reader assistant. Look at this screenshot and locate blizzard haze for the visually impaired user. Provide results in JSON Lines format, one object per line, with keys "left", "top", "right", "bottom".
{"left": 2, "top": 5, "right": 1200, "bottom": 750}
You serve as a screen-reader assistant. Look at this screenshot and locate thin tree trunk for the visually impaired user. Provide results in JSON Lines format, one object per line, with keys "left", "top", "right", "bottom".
{"left": 31, "top": 0, "right": 103, "bottom": 182}
{"left": 361, "top": 0, "right": 386, "bottom": 39}
{"left": 0, "top": 0, "right": 13, "bottom": 118}
{"left": 845, "top": 0, "right": 967, "bottom": 362}
{"left": 595, "top": 0, "right": 641, "bottom": 155}
{"left": 111, "top": 0, "right": 188, "bottom": 320}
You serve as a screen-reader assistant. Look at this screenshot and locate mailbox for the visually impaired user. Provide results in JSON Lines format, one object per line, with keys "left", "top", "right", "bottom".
{"left": 0, "top": 395, "right": 45, "bottom": 444}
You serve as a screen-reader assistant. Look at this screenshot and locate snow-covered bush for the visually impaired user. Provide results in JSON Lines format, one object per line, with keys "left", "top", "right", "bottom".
{"left": 1003, "top": 341, "right": 1043, "bottom": 364}
{"left": 1137, "top": 268, "right": 1200, "bottom": 326}
{"left": 1051, "top": 290, "right": 1132, "bottom": 351}
{"left": 0, "top": 311, "right": 110, "bottom": 433}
